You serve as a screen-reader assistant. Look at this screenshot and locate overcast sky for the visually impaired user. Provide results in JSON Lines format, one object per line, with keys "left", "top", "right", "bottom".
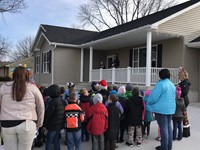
{"left": 0, "top": 0, "right": 189, "bottom": 50}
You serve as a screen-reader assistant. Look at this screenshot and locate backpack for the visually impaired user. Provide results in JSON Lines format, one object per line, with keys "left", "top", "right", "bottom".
{"left": 65, "top": 104, "right": 84, "bottom": 129}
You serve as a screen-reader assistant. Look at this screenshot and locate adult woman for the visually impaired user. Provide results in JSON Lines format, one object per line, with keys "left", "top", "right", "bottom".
{"left": 178, "top": 67, "right": 191, "bottom": 137}
{"left": 0, "top": 66, "right": 45, "bottom": 150}
{"left": 146, "top": 69, "right": 176, "bottom": 150}
{"left": 178, "top": 67, "right": 191, "bottom": 108}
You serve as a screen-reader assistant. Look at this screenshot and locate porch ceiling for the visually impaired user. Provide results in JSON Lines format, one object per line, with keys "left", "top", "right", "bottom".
{"left": 81, "top": 29, "right": 182, "bottom": 50}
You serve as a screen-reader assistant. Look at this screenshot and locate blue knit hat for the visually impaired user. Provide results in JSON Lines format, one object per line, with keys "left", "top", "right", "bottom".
{"left": 110, "top": 90, "right": 117, "bottom": 95}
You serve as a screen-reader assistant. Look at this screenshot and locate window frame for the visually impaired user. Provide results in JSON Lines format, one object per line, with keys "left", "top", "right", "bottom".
{"left": 35, "top": 55, "right": 40, "bottom": 74}
{"left": 132, "top": 45, "right": 158, "bottom": 68}
{"left": 42, "top": 51, "right": 50, "bottom": 73}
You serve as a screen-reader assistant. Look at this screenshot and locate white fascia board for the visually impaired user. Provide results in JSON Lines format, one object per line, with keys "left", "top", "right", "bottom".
{"left": 80, "top": 25, "right": 155, "bottom": 47}
{"left": 49, "top": 42, "right": 80, "bottom": 48}
{"left": 153, "top": 2, "right": 200, "bottom": 27}
{"left": 186, "top": 42, "right": 200, "bottom": 48}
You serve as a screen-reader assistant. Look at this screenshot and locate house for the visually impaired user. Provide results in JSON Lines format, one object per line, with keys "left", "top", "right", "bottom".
{"left": 0, "top": 62, "right": 10, "bottom": 77}
{"left": 32, "top": 0, "right": 200, "bottom": 102}
{"left": 7, "top": 57, "right": 33, "bottom": 78}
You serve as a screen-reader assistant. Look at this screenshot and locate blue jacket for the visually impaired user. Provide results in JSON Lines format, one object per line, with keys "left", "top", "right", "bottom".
{"left": 146, "top": 79, "right": 176, "bottom": 115}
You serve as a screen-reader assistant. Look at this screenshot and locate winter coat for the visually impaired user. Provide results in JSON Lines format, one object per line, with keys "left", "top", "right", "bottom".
{"left": 126, "top": 96, "right": 144, "bottom": 126}
{"left": 87, "top": 102, "right": 108, "bottom": 135}
{"left": 178, "top": 79, "right": 191, "bottom": 107}
{"left": 173, "top": 98, "right": 186, "bottom": 120}
{"left": 105, "top": 103, "right": 121, "bottom": 140}
{"left": 80, "top": 95, "right": 92, "bottom": 121}
{"left": 146, "top": 79, "right": 176, "bottom": 115}
{"left": 144, "top": 96, "right": 154, "bottom": 122}
{"left": 43, "top": 84, "right": 65, "bottom": 130}
{"left": 105, "top": 101, "right": 124, "bottom": 114}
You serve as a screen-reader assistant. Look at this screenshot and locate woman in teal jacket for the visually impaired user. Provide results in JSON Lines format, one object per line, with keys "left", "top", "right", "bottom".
{"left": 146, "top": 69, "right": 176, "bottom": 150}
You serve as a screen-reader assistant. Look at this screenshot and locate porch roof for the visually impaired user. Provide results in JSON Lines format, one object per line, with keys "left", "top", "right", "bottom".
{"left": 187, "top": 36, "right": 200, "bottom": 48}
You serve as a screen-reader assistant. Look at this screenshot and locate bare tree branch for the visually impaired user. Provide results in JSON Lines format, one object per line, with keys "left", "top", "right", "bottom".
{"left": 0, "top": 35, "right": 9, "bottom": 59}
{"left": 77, "top": 0, "right": 178, "bottom": 31}
{"left": 9, "top": 36, "right": 34, "bottom": 61}
{"left": 0, "top": 0, "right": 27, "bottom": 14}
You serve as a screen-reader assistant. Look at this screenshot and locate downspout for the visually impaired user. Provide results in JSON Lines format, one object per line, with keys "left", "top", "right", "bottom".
{"left": 51, "top": 44, "right": 56, "bottom": 84}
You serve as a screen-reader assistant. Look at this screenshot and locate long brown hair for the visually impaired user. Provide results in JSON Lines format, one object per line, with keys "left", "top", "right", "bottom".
{"left": 12, "top": 66, "right": 29, "bottom": 101}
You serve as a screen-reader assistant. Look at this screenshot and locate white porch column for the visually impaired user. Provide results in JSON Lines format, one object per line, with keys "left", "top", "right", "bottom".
{"left": 89, "top": 46, "right": 93, "bottom": 82}
{"left": 146, "top": 31, "right": 152, "bottom": 87}
{"left": 80, "top": 48, "right": 84, "bottom": 82}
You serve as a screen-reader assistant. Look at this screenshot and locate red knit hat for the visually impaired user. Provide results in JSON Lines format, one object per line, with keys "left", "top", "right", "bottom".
{"left": 176, "top": 86, "right": 182, "bottom": 98}
{"left": 98, "top": 80, "right": 107, "bottom": 89}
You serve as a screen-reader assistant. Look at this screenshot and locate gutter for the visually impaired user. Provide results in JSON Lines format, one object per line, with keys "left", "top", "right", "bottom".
{"left": 80, "top": 25, "right": 157, "bottom": 47}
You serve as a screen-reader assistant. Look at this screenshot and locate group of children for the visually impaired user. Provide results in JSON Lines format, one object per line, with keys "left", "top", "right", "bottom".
{"left": 35, "top": 79, "right": 186, "bottom": 150}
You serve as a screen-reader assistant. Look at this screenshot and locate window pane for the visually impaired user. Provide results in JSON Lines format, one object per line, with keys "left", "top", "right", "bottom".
{"left": 139, "top": 48, "right": 146, "bottom": 67}
{"left": 134, "top": 62, "right": 138, "bottom": 67}
{"left": 134, "top": 50, "right": 138, "bottom": 61}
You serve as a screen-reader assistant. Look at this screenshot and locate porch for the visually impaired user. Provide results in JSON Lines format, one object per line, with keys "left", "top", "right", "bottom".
{"left": 91, "top": 67, "right": 179, "bottom": 86}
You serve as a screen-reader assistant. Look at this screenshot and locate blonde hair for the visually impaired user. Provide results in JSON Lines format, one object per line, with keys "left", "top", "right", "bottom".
{"left": 178, "top": 67, "right": 188, "bottom": 80}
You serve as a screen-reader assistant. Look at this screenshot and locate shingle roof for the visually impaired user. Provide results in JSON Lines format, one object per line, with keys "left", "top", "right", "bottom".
{"left": 41, "top": 25, "right": 98, "bottom": 45}
{"left": 92, "top": 0, "right": 200, "bottom": 41}
{"left": 190, "top": 36, "right": 200, "bottom": 43}
{"left": 41, "top": 0, "right": 200, "bottom": 45}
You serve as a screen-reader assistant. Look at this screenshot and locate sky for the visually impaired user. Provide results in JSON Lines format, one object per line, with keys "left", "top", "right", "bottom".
{"left": 0, "top": 0, "right": 189, "bottom": 51}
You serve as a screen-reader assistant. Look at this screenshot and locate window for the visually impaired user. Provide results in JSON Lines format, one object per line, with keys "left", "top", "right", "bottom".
{"left": 42, "top": 51, "right": 51, "bottom": 73}
{"left": 133, "top": 45, "right": 158, "bottom": 67}
{"left": 35, "top": 56, "right": 40, "bottom": 74}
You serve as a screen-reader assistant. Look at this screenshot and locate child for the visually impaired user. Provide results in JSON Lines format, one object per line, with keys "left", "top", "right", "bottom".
{"left": 117, "top": 86, "right": 128, "bottom": 143}
{"left": 104, "top": 94, "right": 121, "bottom": 150}
{"left": 172, "top": 86, "right": 185, "bottom": 141}
{"left": 65, "top": 93, "right": 85, "bottom": 150}
{"left": 142, "top": 90, "right": 154, "bottom": 138}
{"left": 125, "top": 87, "right": 144, "bottom": 147}
{"left": 79, "top": 88, "right": 92, "bottom": 141}
{"left": 43, "top": 84, "right": 65, "bottom": 150}
{"left": 87, "top": 93, "right": 108, "bottom": 150}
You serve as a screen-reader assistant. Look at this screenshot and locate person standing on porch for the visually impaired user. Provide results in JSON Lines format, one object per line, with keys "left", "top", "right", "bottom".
{"left": 146, "top": 69, "right": 176, "bottom": 150}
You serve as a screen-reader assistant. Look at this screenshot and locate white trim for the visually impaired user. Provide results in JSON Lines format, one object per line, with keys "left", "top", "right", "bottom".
{"left": 146, "top": 31, "right": 152, "bottom": 87}
{"left": 89, "top": 46, "right": 93, "bottom": 82}
{"left": 49, "top": 42, "right": 80, "bottom": 48}
{"left": 51, "top": 45, "right": 56, "bottom": 84}
{"left": 153, "top": 1, "right": 200, "bottom": 27}
{"left": 80, "top": 48, "right": 84, "bottom": 82}
{"left": 186, "top": 42, "right": 200, "bottom": 48}
{"left": 81, "top": 25, "right": 155, "bottom": 47}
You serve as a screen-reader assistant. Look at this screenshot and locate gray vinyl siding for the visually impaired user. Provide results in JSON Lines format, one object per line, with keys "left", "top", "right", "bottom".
{"left": 160, "top": 38, "right": 184, "bottom": 68}
{"left": 54, "top": 47, "right": 81, "bottom": 84}
{"left": 158, "top": 5, "right": 200, "bottom": 36}
{"left": 33, "top": 41, "right": 52, "bottom": 86}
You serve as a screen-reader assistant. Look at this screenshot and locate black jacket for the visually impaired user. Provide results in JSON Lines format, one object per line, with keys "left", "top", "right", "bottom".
{"left": 105, "top": 103, "right": 120, "bottom": 140}
{"left": 178, "top": 79, "right": 191, "bottom": 107}
{"left": 126, "top": 96, "right": 144, "bottom": 126}
{"left": 173, "top": 98, "right": 185, "bottom": 120}
{"left": 44, "top": 84, "right": 65, "bottom": 130}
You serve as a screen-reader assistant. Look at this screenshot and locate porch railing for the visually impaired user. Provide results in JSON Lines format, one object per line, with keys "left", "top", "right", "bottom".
{"left": 91, "top": 67, "right": 179, "bottom": 85}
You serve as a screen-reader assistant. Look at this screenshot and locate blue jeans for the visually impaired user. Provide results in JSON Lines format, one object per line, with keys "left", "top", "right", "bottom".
{"left": 45, "top": 130, "right": 61, "bottom": 150}
{"left": 155, "top": 113, "right": 172, "bottom": 150}
{"left": 173, "top": 119, "right": 182, "bottom": 140}
{"left": 66, "top": 130, "right": 81, "bottom": 150}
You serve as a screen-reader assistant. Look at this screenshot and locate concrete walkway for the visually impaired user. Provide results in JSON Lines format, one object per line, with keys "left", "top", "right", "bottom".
{"left": 34, "top": 103, "right": 200, "bottom": 150}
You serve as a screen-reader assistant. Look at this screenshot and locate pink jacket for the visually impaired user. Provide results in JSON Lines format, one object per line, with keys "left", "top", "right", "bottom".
{"left": 0, "top": 81, "right": 45, "bottom": 128}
